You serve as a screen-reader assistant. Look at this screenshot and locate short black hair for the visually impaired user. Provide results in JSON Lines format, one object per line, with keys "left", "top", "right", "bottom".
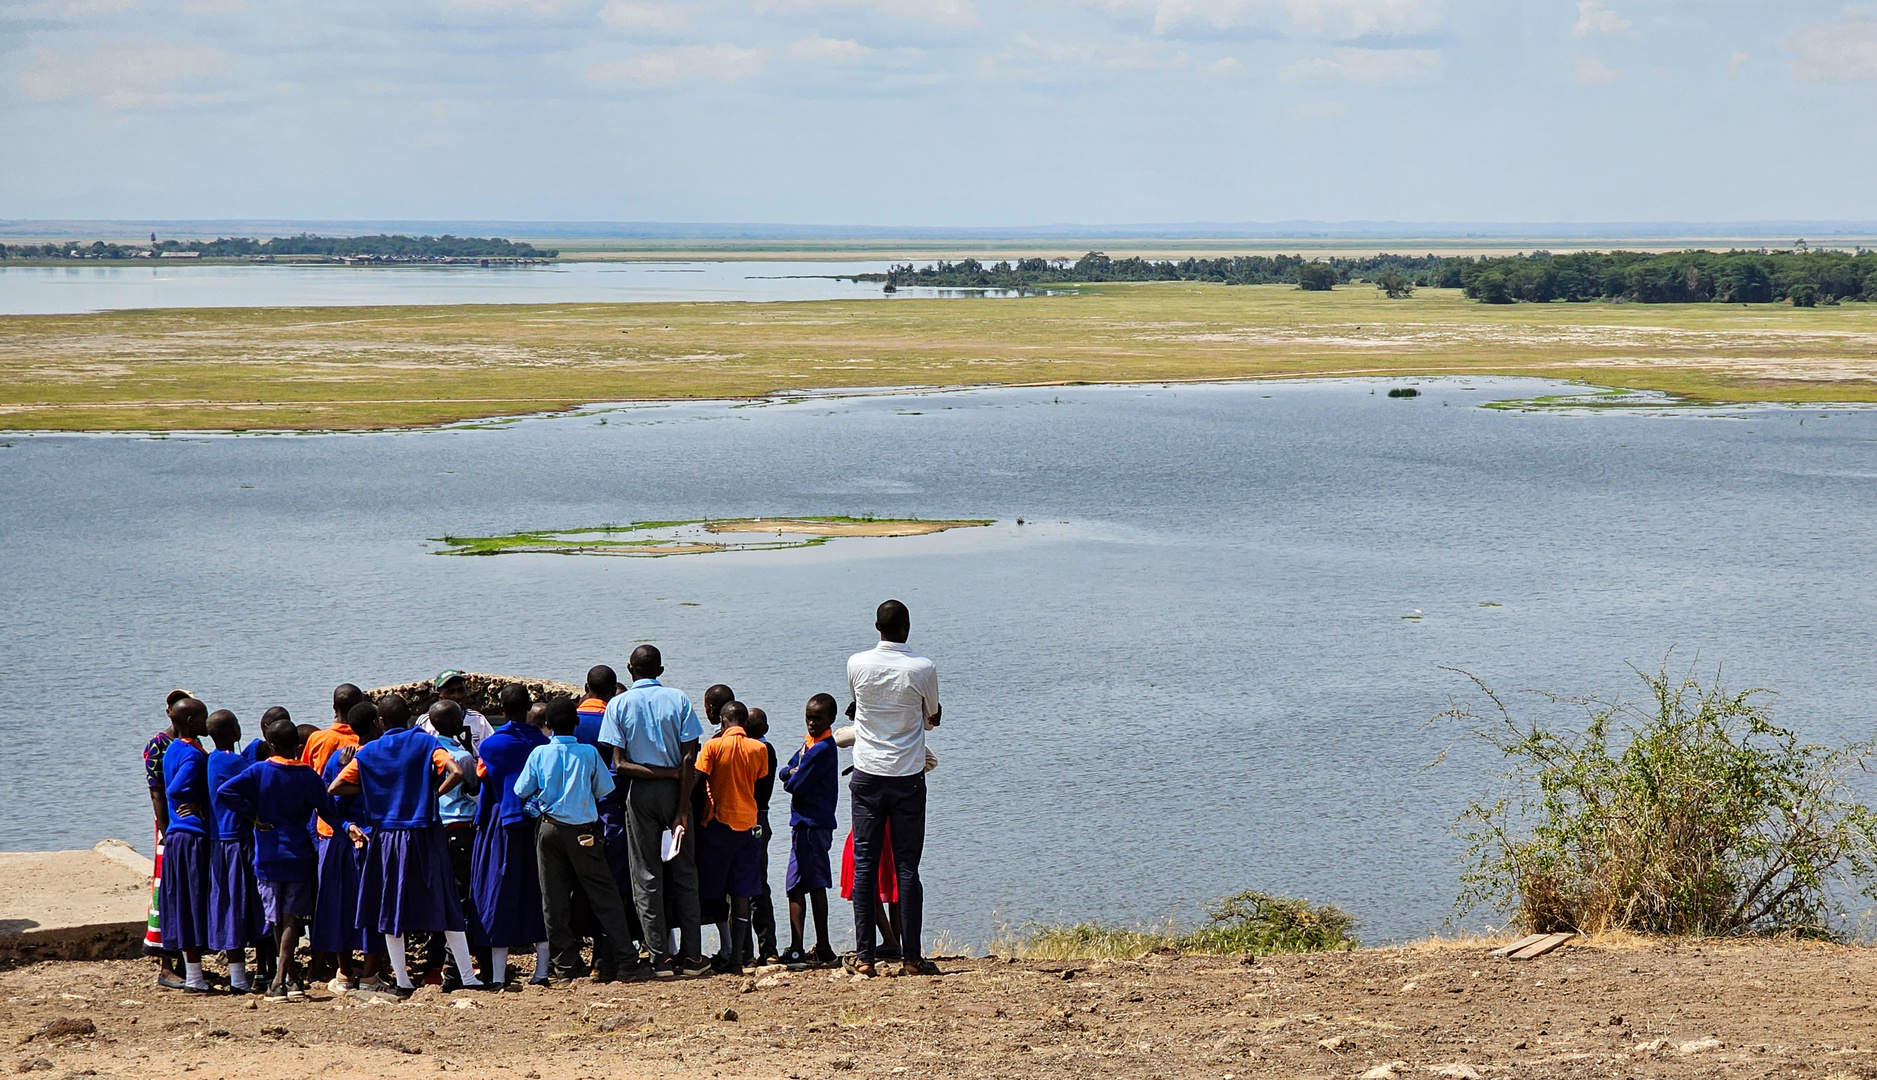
{"left": 333, "top": 683, "right": 364, "bottom": 717}
{"left": 628, "top": 644, "right": 662, "bottom": 678}
{"left": 346, "top": 700, "right": 380, "bottom": 731}
{"left": 703, "top": 684, "right": 734, "bottom": 719}
{"left": 876, "top": 599, "right": 910, "bottom": 639}
{"left": 807, "top": 693, "right": 838, "bottom": 720}
{"left": 377, "top": 693, "right": 411, "bottom": 729}
{"left": 263, "top": 716, "right": 301, "bottom": 757}
{"left": 718, "top": 700, "right": 748, "bottom": 729}
{"left": 745, "top": 706, "right": 768, "bottom": 739}
{"left": 260, "top": 705, "right": 291, "bottom": 725}
{"left": 585, "top": 665, "right": 618, "bottom": 698}
{"left": 206, "top": 709, "right": 240, "bottom": 749}
{"left": 499, "top": 683, "right": 532, "bottom": 719}
{"left": 543, "top": 694, "right": 579, "bottom": 735}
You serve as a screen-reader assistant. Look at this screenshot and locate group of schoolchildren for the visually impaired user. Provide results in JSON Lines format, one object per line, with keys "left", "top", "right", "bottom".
{"left": 141, "top": 660, "right": 876, "bottom": 1003}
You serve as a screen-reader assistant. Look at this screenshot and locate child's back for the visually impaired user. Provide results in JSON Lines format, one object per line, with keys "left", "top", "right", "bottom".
{"left": 206, "top": 749, "right": 253, "bottom": 843}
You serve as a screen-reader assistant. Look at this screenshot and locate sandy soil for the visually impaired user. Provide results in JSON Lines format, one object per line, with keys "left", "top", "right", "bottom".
{"left": 6, "top": 940, "right": 1876, "bottom": 1079}
{"left": 703, "top": 520, "right": 990, "bottom": 538}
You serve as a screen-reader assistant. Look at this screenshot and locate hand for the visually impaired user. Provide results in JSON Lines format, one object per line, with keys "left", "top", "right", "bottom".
{"left": 175, "top": 803, "right": 201, "bottom": 818}
{"left": 337, "top": 747, "right": 356, "bottom": 766}
{"left": 347, "top": 824, "right": 368, "bottom": 850}
{"left": 672, "top": 809, "right": 690, "bottom": 836}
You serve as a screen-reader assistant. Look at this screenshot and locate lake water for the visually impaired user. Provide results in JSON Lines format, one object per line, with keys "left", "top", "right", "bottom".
{"left": 0, "top": 260, "right": 910, "bottom": 314}
{"left": 3, "top": 378, "right": 1874, "bottom": 948}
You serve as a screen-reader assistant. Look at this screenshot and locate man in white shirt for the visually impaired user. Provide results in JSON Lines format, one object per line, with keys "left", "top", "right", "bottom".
{"left": 417, "top": 670, "right": 495, "bottom": 752}
{"left": 844, "top": 599, "right": 940, "bottom": 977}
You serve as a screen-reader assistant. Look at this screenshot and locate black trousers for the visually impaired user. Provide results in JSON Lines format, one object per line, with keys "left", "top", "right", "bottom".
{"left": 751, "top": 812, "right": 778, "bottom": 959}
{"left": 536, "top": 817, "right": 637, "bottom": 977}
{"left": 849, "top": 771, "right": 926, "bottom": 963}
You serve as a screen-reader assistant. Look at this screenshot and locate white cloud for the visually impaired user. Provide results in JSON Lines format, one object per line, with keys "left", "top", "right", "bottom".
{"left": 1286, "top": 98, "right": 1346, "bottom": 120}
{"left": 443, "top": 0, "right": 568, "bottom": 11}
{"left": 977, "top": 32, "right": 1176, "bottom": 79}
{"left": 598, "top": 0, "right": 690, "bottom": 31}
{"left": 586, "top": 43, "right": 765, "bottom": 86}
{"left": 1278, "top": 46, "right": 1439, "bottom": 81}
{"left": 1783, "top": 15, "right": 1877, "bottom": 84}
{"left": 183, "top": 0, "right": 247, "bottom": 11}
{"left": 1088, "top": 0, "right": 1448, "bottom": 40}
{"left": 1570, "top": 0, "right": 1627, "bottom": 39}
{"left": 786, "top": 36, "right": 873, "bottom": 61}
{"left": 1205, "top": 55, "right": 1241, "bottom": 75}
{"left": 16, "top": 41, "right": 228, "bottom": 108}
{"left": 1726, "top": 50, "right": 1747, "bottom": 80}
{"left": 1572, "top": 53, "right": 1620, "bottom": 83}
{"left": 749, "top": 0, "right": 978, "bottom": 29}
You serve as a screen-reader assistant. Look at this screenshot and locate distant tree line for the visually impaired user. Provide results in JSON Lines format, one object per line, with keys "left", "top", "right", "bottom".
{"left": 0, "top": 234, "right": 557, "bottom": 260}
{"left": 874, "top": 249, "right": 1877, "bottom": 305}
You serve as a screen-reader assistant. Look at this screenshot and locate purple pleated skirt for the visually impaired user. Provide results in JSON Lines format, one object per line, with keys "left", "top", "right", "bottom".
{"left": 310, "top": 833, "right": 373, "bottom": 954}
{"left": 470, "top": 818, "right": 544, "bottom": 947}
{"left": 207, "top": 836, "right": 267, "bottom": 950}
{"left": 158, "top": 830, "right": 211, "bottom": 952}
{"left": 356, "top": 824, "right": 464, "bottom": 937}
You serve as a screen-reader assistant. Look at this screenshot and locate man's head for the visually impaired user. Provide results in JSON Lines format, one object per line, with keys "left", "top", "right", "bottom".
{"left": 544, "top": 695, "right": 579, "bottom": 736}
{"left": 745, "top": 707, "right": 768, "bottom": 741}
{"left": 205, "top": 709, "right": 240, "bottom": 751}
{"left": 526, "top": 701, "right": 550, "bottom": 731}
{"left": 260, "top": 705, "right": 291, "bottom": 727}
{"left": 332, "top": 683, "right": 364, "bottom": 722}
{"left": 263, "top": 716, "right": 302, "bottom": 759}
{"left": 626, "top": 645, "right": 662, "bottom": 682}
{"left": 377, "top": 694, "right": 411, "bottom": 730}
{"left": 718, "top": 700, "right": 749, "bottom": 732}
{"left": 164, "top": 689, "right": 195, "bottom": 724}
{"left": 346, "top": 701, "right": 382, "bottom": 743}
{"left": 499, "top": 682, "right": 532, "bottom": 723}
{"left": 585, "top": 665, "right": 619, "bottom": 701}
{"left": 876, "top": 599, "right": 911, "bottom": 643}
{"left": 703, "top": 684, "right": 734, "bottom": 725}
{"left": 172, "top": 697, "right": 208, "bottom": 738}
{"left": 428, "top": 699, "right": 466, "bottom": 741}
{"left": 805, "top": 693, "right": 837, "bottom": 737}
{"left": 435, "top": 671, "right": 468, "bottom": 704}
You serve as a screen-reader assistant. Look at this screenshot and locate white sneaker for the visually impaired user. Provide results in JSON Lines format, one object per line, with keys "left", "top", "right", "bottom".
{"left": 327, "top": 976, "right": 354, "bottom": 996}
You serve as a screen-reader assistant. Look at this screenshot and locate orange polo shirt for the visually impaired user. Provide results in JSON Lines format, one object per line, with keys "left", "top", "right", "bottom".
{"left": 695, "top": 727, "right": 770, "bottom": 832}
{"left": 302, "top": 722, "right": 357, "bottom": 775}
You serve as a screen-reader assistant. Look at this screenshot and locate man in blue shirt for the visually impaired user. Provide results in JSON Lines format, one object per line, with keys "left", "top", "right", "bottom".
{"left": 598, "top": 645, "right": 706, "bottom": 977}
{"left": 517, "top": 695, "right": 645, "bottom": 983}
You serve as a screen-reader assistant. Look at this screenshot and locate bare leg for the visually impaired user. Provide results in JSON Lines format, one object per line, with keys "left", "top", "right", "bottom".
{"left": 874, "top": 899, "right": 900, "bottom": 954}
{"left": 810, "top": 889, "right": 830, "bottom": 951}
{"left": 787, "top": 891, "right": 806, "bottom": 954}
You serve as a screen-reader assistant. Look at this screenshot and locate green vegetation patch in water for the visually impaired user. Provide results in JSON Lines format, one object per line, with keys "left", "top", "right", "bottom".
{"left": 433, "top": 516, "right": 994, "bottom": 558}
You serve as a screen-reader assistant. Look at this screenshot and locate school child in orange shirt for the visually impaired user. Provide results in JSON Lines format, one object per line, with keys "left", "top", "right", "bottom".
{"left": 693, "top": 701, "right": 770, "bottom": 974}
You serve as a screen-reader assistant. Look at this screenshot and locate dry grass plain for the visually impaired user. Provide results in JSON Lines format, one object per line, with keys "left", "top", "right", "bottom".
{"left": 6, "top": 283, "right": 1877, "bottom": 431}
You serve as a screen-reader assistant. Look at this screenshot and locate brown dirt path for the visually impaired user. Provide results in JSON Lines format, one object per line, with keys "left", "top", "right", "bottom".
{"left": 5, "top": 941, "right": 1876, "bottom": 1079}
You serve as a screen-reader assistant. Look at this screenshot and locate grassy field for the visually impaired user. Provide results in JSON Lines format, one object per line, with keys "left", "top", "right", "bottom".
{"left": 5, "top": 283, "right": 1877, "bottom": 431}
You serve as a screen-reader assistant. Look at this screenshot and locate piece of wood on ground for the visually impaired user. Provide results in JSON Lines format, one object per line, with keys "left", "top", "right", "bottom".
{"left": 1507, "top": 933, "right": 1576, "bottom": 961}
{"left": 1488, "top": 934, "right": 1548, "bottom": 958}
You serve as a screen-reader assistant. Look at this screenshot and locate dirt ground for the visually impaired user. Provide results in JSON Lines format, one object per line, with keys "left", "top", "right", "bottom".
{"left": 5, "top": 939, "right": 1877, "bottom": 1080}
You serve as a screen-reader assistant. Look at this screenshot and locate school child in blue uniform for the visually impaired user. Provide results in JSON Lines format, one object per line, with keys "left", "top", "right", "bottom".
{"left": 471, "top": 698, "right": 552, "bottom": 986}
{"left": 204, "top": 709, "right": 265, "bottom": 993}
{"left": 778, "top": 693, "right": 841, "bottom": 967}
{"left": 330, "top": 702, "right": 483, "bottom": 997}
{"left": 311, "top": 701, "right": 383, "bottom": 995}
{"left": 216, "top": 716, "right": 343, "bottom": 1002}
{"left": 158, "top": 696, "right": 216, "bottom": 992}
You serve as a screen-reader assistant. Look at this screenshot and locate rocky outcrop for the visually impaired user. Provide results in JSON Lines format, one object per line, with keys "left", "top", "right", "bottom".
{"left": 366, "top": 672, "right": 581, "bottom": 718}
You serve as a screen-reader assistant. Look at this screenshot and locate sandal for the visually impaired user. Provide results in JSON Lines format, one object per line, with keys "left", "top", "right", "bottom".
{"left": 840, "top": 953, "right": 876, "bottom": 978}
{"left": 897, "top": 958, "right": 941, "bottom": 977}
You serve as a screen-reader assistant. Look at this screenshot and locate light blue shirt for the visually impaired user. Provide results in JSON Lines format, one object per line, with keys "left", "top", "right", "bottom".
{"left": 433, "top": 736, "right": 477, "bottom": 825}
{"left": 511, "top": 736, "right": 615, "bottom": 825}
{"left": 598, "top": 679, "right": 703, "bottom": 770}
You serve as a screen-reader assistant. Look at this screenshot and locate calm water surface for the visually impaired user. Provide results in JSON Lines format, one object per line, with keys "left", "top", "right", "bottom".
{"left": 3, "top": 379, "right": 1874, "bottom": 946}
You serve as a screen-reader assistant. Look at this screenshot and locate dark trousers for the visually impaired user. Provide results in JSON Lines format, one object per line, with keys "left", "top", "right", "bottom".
{"left": 751, "top": 812, "right": 778, "bottom": 960}
{"left": 421, "top": 824, "right": 485, "bottom": 979}
{"left": 537, "top": 817, "right": 639, "bottom": 977}
{"left": 625, "top": 778, "right": 699, "bottom": 963}
{"left": 850, "top": 771, "right": 927, "bottom": 963}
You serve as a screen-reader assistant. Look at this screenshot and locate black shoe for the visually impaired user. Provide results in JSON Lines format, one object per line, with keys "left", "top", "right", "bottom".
{"left": 678, "top": 956, "right": 711, "bottom": 977}
{"left": 442, "top": 972, "right": 463, "bottom": 993}
{"left": 285, "top": 975, "right": 307, "bottom": 1000}
{"left": 780, "top": 948, "right": 808, "bottom": 970}
{"left": 392, "top": 984, "right": 416, "bottom": 1001}
{"left": 528, "top": 976, "right": 553, "bottom": 988}
{"left": 156, "top": 972, "right": 188, "bottom": 991}
{"left": 263, "top": 981, "right": 291, "bottom": 1003}
{"left": 811, "top": 944, "right": 838, "bottom": 966}
{"left": 653, "top": 959, "right": 679, "bottom": 979}
{"left": 181, "top": 982, "right": 221, "bottom": 995}
{"left": 619, "top": 963, "right": 656, "bottom": 982}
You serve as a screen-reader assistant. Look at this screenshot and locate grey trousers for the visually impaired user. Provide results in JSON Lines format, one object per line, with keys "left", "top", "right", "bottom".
{"left": 536, "top": 817, "right": 638, "bottom": 977}
{"left": 624, "top": 778, "right": 700, "bottom": 962}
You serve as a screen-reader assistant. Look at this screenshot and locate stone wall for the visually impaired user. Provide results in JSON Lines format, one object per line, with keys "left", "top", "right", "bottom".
{"left": 366, "top": 672, "right": 582, "bottom": 718}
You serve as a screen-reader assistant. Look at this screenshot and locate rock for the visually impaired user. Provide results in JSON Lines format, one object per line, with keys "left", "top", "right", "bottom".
{"left": 715, "top": 1008, "right": 738, "bottom": 1022}
{"left": 1398, "top": 981, "right": 1418, "bottom": 993}
{"left": 593, "top": 1013, "right": 651, "bottom": 1034}
{"left": 829, "top": 1059, "right": 856, "bottom": 1071}
{"left": 1428, "top": 1065, "right": 1481, "bottom": 1079}
{"left": 1511, "top": 1040, "right": 1528, "bottom": 1050}
{"left": 1360, "top": 1062, "right": 1405, "bottom": 1079}
{"left": 740, "top": 978, "right": 758, "bottom": 994}
{"left": 1632, "top": 1038, "right": 1669, "bottom": 1054}
{"left": 756, "top": 976, "right": 782, "bottom": 989}
{"left": 1677, "top": 1037, "right": 1723, "bottom": 1055}
{"left": 15, "top": 1059, "right": 52, "bottom": 1073}
{"left": 1317, "top": 1036, "right": 1353, "bottom": 1052}
{"left": 22, "top": 1017, "right": 93, "bottom": 1043}
{"left": 450, "top": 999, "right": 479, "bottom": 1010}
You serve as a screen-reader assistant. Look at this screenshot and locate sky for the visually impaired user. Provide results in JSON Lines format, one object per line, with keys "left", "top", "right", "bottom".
{"left": 3, "top": 0, "right": 1876, "bottom": 226}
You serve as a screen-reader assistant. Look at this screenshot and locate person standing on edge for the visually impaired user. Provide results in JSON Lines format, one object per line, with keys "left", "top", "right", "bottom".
{"left": 844, "top": 599, "right": 942, "bottom": 978}
{"left": 599, "top": 645, "right": 708, "bottom": 978}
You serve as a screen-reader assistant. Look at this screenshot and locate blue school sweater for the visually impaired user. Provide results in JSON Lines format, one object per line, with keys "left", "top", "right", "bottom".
{"left": 321, "top": 751, "right": 370, "bottom": 842}
{"left": 476, "top": 722, "right": 551, "bottom": 829}
{"left": 214, "top": 759, "right": 339, "bottom": 882}
{"left": 351, "top": 727, "right": 450, "bottom": 831}
{"left": 161, "top": 737, "right": 213, "bottom": 839}
{"left": 206, "top": 749, "right": 253, "bottom": 842}
{"left": 780, "top": 735, "right": 838, "bottom": 829}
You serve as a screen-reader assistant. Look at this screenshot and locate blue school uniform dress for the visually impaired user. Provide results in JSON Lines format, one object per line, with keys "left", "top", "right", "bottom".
{"left": 347, "top": 727, "right": 466, "bottom": 938}
{"left": 214, "top": 757, "right": 338, "bottom": 926}
{"left": 470, "top": 721, "right": 550, "bottom": 947}
{"left": 205, "top": 748, "right": 267, "bottom": 950}
{"left": 159, "top": 737, "right": 214, "bottom": 951}
{"left": 311, "top": 752, "right": 375, "bottom": 955}
{"left": 781, "top": 732, "right": 839, "bottom": 893}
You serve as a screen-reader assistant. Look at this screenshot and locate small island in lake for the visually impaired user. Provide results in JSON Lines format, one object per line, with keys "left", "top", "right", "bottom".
{"left": 433, "top": 516, "right": 993, "bottom": 557}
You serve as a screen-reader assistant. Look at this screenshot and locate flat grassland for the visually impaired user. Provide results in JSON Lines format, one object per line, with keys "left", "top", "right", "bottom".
{"left": 6, "top": 283, "right": 1877, "bottom": 431}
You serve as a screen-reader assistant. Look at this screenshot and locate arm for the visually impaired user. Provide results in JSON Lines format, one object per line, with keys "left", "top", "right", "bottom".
{"left": 608, "top": 741, "right": 680, "bottom": 781}
{"left": 674, "top": 738, "right": 700, "bottom": 832}
{"left": 328, "top": 755, "right": 361, "bottom": 797}
{"left": 148, "top": 786, "right": 169, "bottom": 834}
{"left": 434, "top": 748, "right": 466, "bottom": 795}
{"left": 215, "top": 765, "right": 258, "bottom": 821}
{"left": 510, "top": 754, "right": 542, "bottom": 804}
{"left": 457, "top": 756, "right": 480, "bottom": 797}
{"left": 166, "top": 754, "right": 204, "bottom": 821}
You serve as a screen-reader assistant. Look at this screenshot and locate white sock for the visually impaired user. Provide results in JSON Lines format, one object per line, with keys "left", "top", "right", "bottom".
{"left": 184, "top": 961, "right": 205, "bottom": 987}
{"left": 445, "top": 931, "right": 482, "bottom": 986}
{"left": 669, "top": 929, "right": 681, "bottom": 957}
{"left": 534, "top": 941, "right": 550, "bottom": 978}
{"left": 383, "top": 934, "right": 412, "bottom": 989}
{"left": 490, "top": 947, "right": 509, "bottom": 984}
{"left": 227, "top": 960, "right": 249, "bottom": 988}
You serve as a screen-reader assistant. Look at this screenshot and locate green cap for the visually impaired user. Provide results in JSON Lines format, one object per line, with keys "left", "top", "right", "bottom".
{"left": 433, "top": 669, "right": 466, "bottom": 690}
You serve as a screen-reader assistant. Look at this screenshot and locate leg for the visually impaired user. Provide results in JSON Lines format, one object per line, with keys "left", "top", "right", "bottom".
{"left": 787, "top": 889, "right": 806, "bottom": 954}
{"left": 566, "top": 822, "right": 640, "bottom": 969}
{"left": 624, "top": 780, "right": 675, "bottom": 964}
{"left": 848, "top": 773, "right": 887, "bottom": 966}
{"left": 536, "top": 820, "right": 579, "bottom": 977}
{"left": 729, "top": 896, "right": 752, "bottom": 969}
{"left": 669, "top": 822, "right": 702, "bottom": 963}
{"left": 874, "top": 898, "right": 900, "bottom": 953}
{"left": 810, "top": 889, "right": 830, "bottom": 951}
{"left": 886, "top": 775, "right": 928, "bottom": 962}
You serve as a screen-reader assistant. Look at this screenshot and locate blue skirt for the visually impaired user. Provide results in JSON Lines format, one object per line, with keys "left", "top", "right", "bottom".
{"left": 357, "top": 825, "right": 465, "bottom": 937}
{"left": 310, "top": 833, "right": 373, "bottom": 954}
{"left": 158, "top": 830, "right": 211, "bottom": 952}
{"left": 208, "top": 836, "right": 267, "bottom": 951}
{"left": 470, "top": 819, "right": 544, "bottom": 947}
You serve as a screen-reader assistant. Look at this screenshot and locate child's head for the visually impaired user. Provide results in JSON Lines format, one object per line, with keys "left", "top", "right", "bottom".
{"left": 346, "top": 700, "right": 382, "bottom": 743}
{"left": 544, "top": 695, "right": 579, "bottom": 736}
{"left": 526, "top": 701, "right": 550, "bottom": 731}
{"left": 585, "top": 665, "right": 619, "bottom": 701}
{"left": 205, "top": 709, "right": 240, "bottom": 751}
{"left": 703, "top": 684, "right": 734, "bottom": 725}
{"left": 164, "top": 689, "right": 196, "bottom": 726}
{"left": 377, "top": 694, "right": 411, "bottom": 731}
{"left": 499, "top": 682, "right": 532, "bottom": 724}
{"left": 263, "top": 716, "right": 302, "bottom": 759}
{"left": 172, "top": 697, "right": 208, "bottom": 738}
{"left": 295, "top": 723, "right": 318, "bottom": 746}
{"left": 332, "top": 683, "right": 364, "bottom": 723}
{"left": 805, "top": 693, "right": 837, "bottom": 737}
{"left": 718, "top": 699, "right": 748, "bottom": 732}
{"left": 745, "top": 707, "right": 768, "bottom": 741}
{"left": 428, "top": 700, "right": 466, "bottom": 741}
{"left": 260, "top": 705, "right": 291, "bottom": 726}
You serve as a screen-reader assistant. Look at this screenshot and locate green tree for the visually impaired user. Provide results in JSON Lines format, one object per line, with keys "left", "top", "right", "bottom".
{"left": 1297, "top": 263, "right": 1337, "bottom": 291}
